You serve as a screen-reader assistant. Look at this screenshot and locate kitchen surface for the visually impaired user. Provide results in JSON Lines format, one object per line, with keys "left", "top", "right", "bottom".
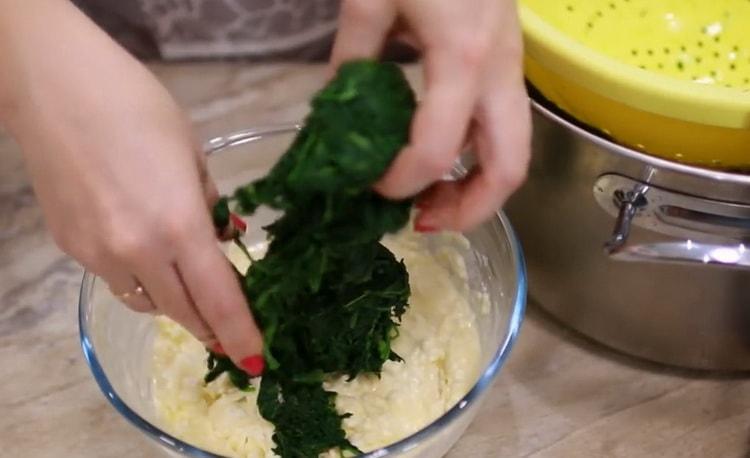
{"left": 2, "top": 62, "right": 750, "bottom": 458}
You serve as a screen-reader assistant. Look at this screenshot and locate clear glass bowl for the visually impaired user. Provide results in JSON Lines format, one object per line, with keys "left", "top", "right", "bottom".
{"left": 78, "top": 126, "right": 527, "bottom": 458}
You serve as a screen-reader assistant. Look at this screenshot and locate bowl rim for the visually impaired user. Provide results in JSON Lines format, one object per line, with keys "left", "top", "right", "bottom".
{"left": 78, "top": 125, "right": 527, "bottom": 458}
{"left": 519, "top": 4, "right": 750, "bottom": 128}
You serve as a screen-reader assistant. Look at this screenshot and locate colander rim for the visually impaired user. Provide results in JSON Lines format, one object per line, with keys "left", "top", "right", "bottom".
{"left": 519, "top": 4, "right": 750, "bottom": 129}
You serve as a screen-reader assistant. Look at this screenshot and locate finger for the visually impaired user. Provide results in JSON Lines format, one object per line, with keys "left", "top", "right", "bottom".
{"left": 194, "top": 142, "right": 220, "bottom": 207}
{"left": 388, "top": 18, "right": 421, "bottom": 49}
{"left": 135, "top": 261, "right": 216, "bottom": 344}
{"left": 200, "top": 166, "right": 219, "bottom": 207}
{"left": 176, "top": 235, "right": 264, "bottom": 376}
{"left": 104, "top": 272, "right": 155, "bottom": 313}
{"left": 375, "top": 51, "right": 480, "bottom": 199}
{"left": 195, "top": 146, "right": 238, "bottom": 243}
{"left": 329, "top": 0, "right": 397, "bottom": 72}
{"left": 415, "top": 82, "right": 531, "bottom": 232}
{"left": 198, "top": 157, "right": 228, "bottom": 241}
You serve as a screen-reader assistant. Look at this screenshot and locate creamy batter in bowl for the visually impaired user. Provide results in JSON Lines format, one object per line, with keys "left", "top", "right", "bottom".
{"left": 78, "top": 126, "right": 527, "bottom": 458}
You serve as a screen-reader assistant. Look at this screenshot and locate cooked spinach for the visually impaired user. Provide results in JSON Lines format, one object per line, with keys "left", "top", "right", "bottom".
{"left": 206, "top": 60, "right": 417, "bottom": 457}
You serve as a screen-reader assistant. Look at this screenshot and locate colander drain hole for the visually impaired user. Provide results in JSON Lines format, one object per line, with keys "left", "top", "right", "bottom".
{"left": 533, "top": 0, "right": 750, "bottom": 89}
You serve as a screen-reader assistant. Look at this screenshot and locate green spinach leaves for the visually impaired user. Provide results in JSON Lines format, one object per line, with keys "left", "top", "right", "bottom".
{"left": 207, "top": 60, "right": 416, "bottom": 457}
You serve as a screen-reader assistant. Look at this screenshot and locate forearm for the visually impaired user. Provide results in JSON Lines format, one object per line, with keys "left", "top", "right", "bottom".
{"left": 0, "top": 0, "right": 145, "bottom": 133}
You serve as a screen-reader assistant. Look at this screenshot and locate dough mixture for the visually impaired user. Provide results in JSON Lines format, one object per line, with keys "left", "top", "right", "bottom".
{"left": 152, "top": 229, "right": 481, "bottom": 457}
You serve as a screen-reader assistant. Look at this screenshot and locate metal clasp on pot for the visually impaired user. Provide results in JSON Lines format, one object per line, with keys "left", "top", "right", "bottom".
{"left": 595, "top": 174, "right": 750, "bottom": 269}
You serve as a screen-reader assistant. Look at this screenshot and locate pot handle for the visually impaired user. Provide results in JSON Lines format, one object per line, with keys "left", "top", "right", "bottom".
{"left": 604, "top": 189, "right": 750, "bottom": 268}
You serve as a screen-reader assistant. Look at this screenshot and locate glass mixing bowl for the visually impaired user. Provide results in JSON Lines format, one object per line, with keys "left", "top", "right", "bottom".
{"left": 78, "top": 126, "right": 527, "bottom": 458}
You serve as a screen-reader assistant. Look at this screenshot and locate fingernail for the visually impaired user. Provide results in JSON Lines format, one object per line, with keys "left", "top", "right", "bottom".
{"left": 241, "top": 354, "right": 265, "bottom": 377}
{"left": 229, "top": 213, "right": 247, "bottom": 233}
{"left": 211, "top": 343, "right": 225, "bottom": 354}
{"left": 414, "top": 219, "right": 438, "bottom": 233}
{"left": 414, "top": 211, "right": 440, "bottom": 233}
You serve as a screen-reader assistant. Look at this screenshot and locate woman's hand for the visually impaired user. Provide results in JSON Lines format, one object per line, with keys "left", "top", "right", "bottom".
{"left": 0, "top": 0, "right": 263, "bottom": 375}
{"left": 330, "top": 0, "right": 531, "bottom": 232}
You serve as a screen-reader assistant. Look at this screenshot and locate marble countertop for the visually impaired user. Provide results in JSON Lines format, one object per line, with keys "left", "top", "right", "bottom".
{"left": 2, "top": 62, "right": 749, "bottom": 458}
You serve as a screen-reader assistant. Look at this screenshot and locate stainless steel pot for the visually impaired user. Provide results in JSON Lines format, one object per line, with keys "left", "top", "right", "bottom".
{"left": 505, "top": 94, "right": 750, "bottom": 371}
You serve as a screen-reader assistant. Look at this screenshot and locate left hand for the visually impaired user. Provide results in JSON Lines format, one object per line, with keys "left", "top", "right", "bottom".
{"left": 329, "top": 0, "right": 532, "bottom": 232}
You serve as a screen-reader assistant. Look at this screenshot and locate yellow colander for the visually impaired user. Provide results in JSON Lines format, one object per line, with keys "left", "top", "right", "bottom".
{"left": 519, "top": 0, "right": 750, "bottom": 168}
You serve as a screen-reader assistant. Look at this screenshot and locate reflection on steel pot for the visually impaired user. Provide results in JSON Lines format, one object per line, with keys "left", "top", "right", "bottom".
{"left": 505, "top": 93, "right": 750, "bottom": 371}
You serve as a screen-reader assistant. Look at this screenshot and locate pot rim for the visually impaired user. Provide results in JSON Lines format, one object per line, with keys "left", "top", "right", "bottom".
{"left": 530, "top": 95, "right": 750, "bottom": 187}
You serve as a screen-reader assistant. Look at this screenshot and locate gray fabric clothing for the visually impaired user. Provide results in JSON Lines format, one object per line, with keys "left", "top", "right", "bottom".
{"left": 73, "top": 0, "right": 339, "bottom": 60}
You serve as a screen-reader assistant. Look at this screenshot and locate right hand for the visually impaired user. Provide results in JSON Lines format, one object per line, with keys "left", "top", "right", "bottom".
{"left": 330, "top": 0, "right": 532, "bottom": 232}
{"left": 0, "top": 1, "right": 264, "bottom": 375}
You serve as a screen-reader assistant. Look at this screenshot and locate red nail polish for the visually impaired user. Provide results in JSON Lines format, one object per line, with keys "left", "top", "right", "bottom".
{"left": 415, "top": 198, "right": 430, "bottom": 210}
{"left": 414, "top": 220, "right": 437, "bottom": 233}
{"left": 229, "top": 213, "right": 247, "bottom": 233}
{"left": 241, "top": 354, "right": 265, "bottom": 377}
{"left": 211, "top": 343, "right": 225, "bottom": 355}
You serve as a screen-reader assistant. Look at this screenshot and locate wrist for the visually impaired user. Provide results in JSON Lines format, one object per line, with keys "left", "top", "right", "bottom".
{"left": 0, "top": 0, "right": 144, "bottom": 134}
